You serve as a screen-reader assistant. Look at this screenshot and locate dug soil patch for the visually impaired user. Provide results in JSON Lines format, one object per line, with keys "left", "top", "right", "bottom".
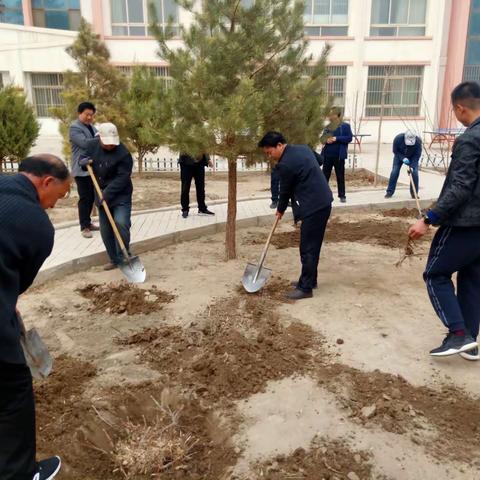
{"left": 255, "top": 437, "right": 376, "bottom": 480}
{"left": 382, "top": 207, "right": 421, "bottom": 218}
{"left": 78, "top": 282, "right": 175, "bottom": 315}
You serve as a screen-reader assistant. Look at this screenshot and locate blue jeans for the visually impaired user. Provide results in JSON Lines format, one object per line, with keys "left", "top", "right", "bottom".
{"left": 271, "top": 168, "right": 280, "bottom": 202}
{"left": 386, "top": 154, "right": 419, "bottom": 197}
{"left": 424, "top": 226, "right": 480, "bottom": 338}
{"left": 99, "top": 202, "right": 132, "bottom": 265}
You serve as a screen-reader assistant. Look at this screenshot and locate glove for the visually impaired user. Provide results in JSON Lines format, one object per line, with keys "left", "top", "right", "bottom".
{"left": 402, "top": 158, "right": 410, "bottom": 166}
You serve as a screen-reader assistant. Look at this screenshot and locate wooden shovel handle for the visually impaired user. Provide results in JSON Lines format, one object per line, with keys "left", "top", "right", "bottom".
{"left": 86, "top": 163, "right": 130, "bottom": 260}
{"left": 257, "top": 215, "right": 280, "bottom": 272}
{"left": 407, "top": 167, "right": 422, "bottom": 217}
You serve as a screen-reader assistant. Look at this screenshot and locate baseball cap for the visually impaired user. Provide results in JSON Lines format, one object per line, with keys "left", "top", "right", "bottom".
{"left": 404, "top": 130, "right": 416, "bottom": 146}
{"left": 98, "top": 122, "right": 120, "bottom": 146}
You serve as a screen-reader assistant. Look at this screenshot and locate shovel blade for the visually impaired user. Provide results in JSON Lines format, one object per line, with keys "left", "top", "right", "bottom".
{"left": 241, "top": 262, "right": 272, "bottom": 293}
{"left": 20, "top": 328, "right": 53, "bottom": 379}
{"left": 119, "top": 255, "right": 146, "bottom": 283}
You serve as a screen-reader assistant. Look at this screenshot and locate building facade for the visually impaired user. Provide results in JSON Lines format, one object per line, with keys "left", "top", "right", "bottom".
{"left": 0, "top": 0, "right": 477, "bottom": 142}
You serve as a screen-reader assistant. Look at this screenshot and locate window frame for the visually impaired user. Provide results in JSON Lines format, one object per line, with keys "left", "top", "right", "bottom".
{"left": 0, "top": 0, "right": 24, "bottom": 25}
{"left": 116, "top": 65, "right": 173, "bottom": 86}
{"left": 463, "top": 1, "right": 480, "bottom": 80}
{"left": 303, "top": 0, "right": 349, "bottom": 37}
{"left": 31, "top": 0, "right": 81, "bottom": 31}
{"left": 30, "top": 72, "right": 64, "bottom": 118}
{"left": 304, "top": 64, "right": 348, "bottom": 107}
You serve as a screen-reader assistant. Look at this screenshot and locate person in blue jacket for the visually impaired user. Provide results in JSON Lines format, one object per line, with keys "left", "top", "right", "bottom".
{"left": 385, "top": 130, "right": 422, "bottom": 199}
{"left": 320, "top": 107, "right": 353, "bottom": 203}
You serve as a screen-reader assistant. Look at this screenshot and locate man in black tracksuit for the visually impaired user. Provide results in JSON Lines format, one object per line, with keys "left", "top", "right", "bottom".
{"left": 259, "top": 131, "right": 333, "bottom": 300}
{"left": 0, "top": 155, "right": 71, "bottom": 480}
{"left": 409, "top": 81, "right": 480, "bottom": 359}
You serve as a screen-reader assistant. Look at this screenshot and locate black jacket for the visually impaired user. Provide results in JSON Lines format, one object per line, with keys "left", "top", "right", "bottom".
{"left": 178, "top": 153, "right": 210, "bottom": 167}
{"left": 0, "top": 174, "right": 54, "bottom": 364}
{"left": 431, "top": 117, "right": 480, "bottom": 227}
{"left": 277, "top": 144, "right": 333, "bottom": 220}
{"left": 81, "top": 142, "right": 133, "bottom": 207}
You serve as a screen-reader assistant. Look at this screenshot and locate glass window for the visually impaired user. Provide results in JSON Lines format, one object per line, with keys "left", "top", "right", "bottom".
{"left": 111, "top": 0, "right": 179, "bottom": 36}
{"left": 463, "top": 0, "right": 480, "bottom": 80}
{"left": 469, "top": 12, "right": 480, "bottom": 36}
{"left": 365, "top": 65, "right": 424, "bottom": 117}
{"left": 370, "top": 0, "right": 426, "bottom": 37}
{"left": 0, "top": 0, "right": 24, "bottom": 25}
{"left": 304, "top": 65, "right": 347, "bottom": 106}
{"left": 304, "top": 0, "right": 349, "bottom": 35}
{"left": 30, "top": 73, "right": 64, "bottom": 117}
{"left": 32, "top": 0, "right": 81, "bottom": 30}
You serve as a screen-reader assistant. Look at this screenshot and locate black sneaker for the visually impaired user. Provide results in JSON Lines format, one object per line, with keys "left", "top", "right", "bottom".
{"left": 385, "top": 193, "right": 393, "bottom": 198}
{"left": 33, "top": 456, "right": 61, "bottom": 480}
{"left": 429, "top": 333, "right": 478, "bottom": 357}
{"left": 340, "top": 197, "right": 347, "bottom": 203}
{"left": 285, "top": 288, "right": 313, "bottom": 300}
{"left": 198, "top": 209, "right": 215, "bottom": 216}
{"left": 291, "top": 281, "right": 317, "bottom": 290}
{"left": 182, "top": 211, "right": 188, "bottom": 218}
{"left": 460, "top": 346, "right": 480, "bottom": 361}
{"left": 270, "top": 201, "right": 278, "bottom": 209}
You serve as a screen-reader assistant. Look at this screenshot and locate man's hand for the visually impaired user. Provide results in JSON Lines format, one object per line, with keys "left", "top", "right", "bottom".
{"left": 326, "top": 137, "right": 336, "bottom": 144}
{"left": 408, "top": 218, "right": 429, "bottom": 239}
{"left": 208, "top": 159, "right": 214, "bottom": 168}
{"left": 276, "top": 210, "right": 284, "bottom": 219}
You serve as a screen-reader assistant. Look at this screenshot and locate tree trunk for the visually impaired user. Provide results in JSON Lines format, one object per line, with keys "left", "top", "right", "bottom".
{"left": 137, "top": 152, "right": 144, "bottom": 173}
{"left": 225, "top": 157, "right": 237, "bottom": 260}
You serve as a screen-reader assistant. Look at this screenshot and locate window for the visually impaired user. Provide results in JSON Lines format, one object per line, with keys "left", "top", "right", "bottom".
{"left": 303, "top": 0, "right": 349, "bottom": 36}
{"left": 366, "top": 65, "right": 423, "bottom": 117}
{"left": 370, "top": 0, "right": 427, "bottom": 36}
{"left": 326, "top": 65, "right": 347, "bottom": 106}
{"left": 0, "top": 0, "right": 24, "bottom": 25}
{"left": 117, "top": 65, "right": 172, "bottom": 85}
{"left": 30, "top": 73, "right": 64, "bottom": 117}
{"left": 111, "top": 0, "right": 179, "bottom": 36}
{"left": 463, "top": 1, "right": 480, "bottom": 81}
{"left": 32, "top": 0, "right": 80, "bottom": 30}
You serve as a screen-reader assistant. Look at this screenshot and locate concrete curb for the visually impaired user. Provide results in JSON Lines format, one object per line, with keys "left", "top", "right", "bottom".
{"left": 35, "top": 197, "right": 432, "bottom": 286}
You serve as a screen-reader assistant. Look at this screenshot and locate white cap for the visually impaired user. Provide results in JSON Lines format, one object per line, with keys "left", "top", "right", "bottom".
{"left": 98, "top": 122, "right": 120, "bottom": 146}
{"left": 404, "top": 130, "right": 416, "bottom": 146}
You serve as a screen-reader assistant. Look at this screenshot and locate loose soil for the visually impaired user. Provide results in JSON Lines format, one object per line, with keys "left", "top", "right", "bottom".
{"left": 78, "top": 282, "right": 175, "bottom": 315}
{"left": 19, "top": 210, "right": 479, "bottom": 479}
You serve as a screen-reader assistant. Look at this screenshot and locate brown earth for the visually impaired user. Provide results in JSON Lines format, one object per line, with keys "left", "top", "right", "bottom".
{"left": 77, "top": 282, "right": 175, "bottom": 315}
{"left": 382, "top": 207, "right": 422, "bottom": 218}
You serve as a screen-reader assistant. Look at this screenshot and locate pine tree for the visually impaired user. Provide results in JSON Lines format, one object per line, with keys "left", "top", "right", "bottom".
{"left": 0, "top": 85, "right": 39, "bottom": 172}
{"left": 152, "top": 0, "right": 330, "bottom": 260}
{"left": 123, "top": 67, "right": 170, "bottom": 173}
{"left": 52, "top": 18, "right": 128, "bottom": 160}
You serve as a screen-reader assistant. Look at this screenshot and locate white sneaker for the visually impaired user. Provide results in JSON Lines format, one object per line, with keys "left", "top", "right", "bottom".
{"left": 460, "top": 347, "right": 480, "bottom": 361}
{"left": 33, "top": 456, "right": 61, "bottom": 480}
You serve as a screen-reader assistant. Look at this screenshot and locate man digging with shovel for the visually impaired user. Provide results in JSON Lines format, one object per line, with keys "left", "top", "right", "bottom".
{"left": 0, "top": 154, "right": 71, "bottom": 480}
{"left": 259, "top": 132, "right": 333, "bottom": 300}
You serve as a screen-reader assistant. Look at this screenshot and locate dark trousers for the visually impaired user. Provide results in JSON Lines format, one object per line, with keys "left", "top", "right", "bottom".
{"left": 74, "top": 176, "right": 95, "bottom": 230}
{"left": 386, "top": 154, "right": 419, "bottom": 197}
{"left": 297, "top": 205, "right": 332, "bottom": 292}
{"left": 323, "top": 157, "right": 346, "bottom": 199}
{"left": 0, "top": 362, "right": 36, "bottom": 480}
{"left": 423, "top": 226, "right": 480, "bottom": 337}
{"left": 271, "top": 168, "right": 280, "bottom": 202}
{"left": 180, "top": 164, "right": 207, "bottom": 212}
{"left": 99, "top": 202, "right": 132, "bottom": 265}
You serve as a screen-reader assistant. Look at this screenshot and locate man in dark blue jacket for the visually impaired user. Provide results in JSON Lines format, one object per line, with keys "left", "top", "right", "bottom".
{"left": 321, "top": 107, "right": 353, "bottom": 203}
{"left": 259, "top": 131, "right": 333, "bottom": 300}
{"left": 0, "top": 154, "right": 70, "bottom": 480}
{"left": 385, "top": 131, "right": 422, "bottom": 199}
{"left": 409, "top": 82, "right": 480, "bottom": 359}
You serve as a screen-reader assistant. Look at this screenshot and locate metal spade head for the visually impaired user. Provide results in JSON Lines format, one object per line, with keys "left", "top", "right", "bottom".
{"left": 241, "top": 262, "right": 272, "bottom": 293}
{"left": 119, "top": 255, "right": 146, "bottom": 283}
{"left": 20, "top": 328, "right": 53, "bottom": 379}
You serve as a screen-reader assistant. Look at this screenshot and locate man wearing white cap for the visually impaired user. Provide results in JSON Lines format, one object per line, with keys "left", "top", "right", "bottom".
{"left": 79, "top": 123, "right": 133, "bottom": 270}
{"left": 385, "top": 130, "right": 422, "bottom": 199}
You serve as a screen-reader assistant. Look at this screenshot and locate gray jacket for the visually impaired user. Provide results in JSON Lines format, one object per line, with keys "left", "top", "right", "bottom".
{"left": 432, "top": 116, "right": 480, "bottom": 227}
{"left": 69, "top": 119, "right": 98, "bottom": 177}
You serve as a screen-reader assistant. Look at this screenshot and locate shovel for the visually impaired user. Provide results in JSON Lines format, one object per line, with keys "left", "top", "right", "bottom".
{"left": 18, "top": 312, "right": 53, "bottom": 379}
{"left": 403, "top": 158, "right": 423, "bottom": 218}
{"left": 87, "top": 163, "right": 146, "bottom": 283}
{"left": 242, "top": 216, "right": 280, "bottom": 293}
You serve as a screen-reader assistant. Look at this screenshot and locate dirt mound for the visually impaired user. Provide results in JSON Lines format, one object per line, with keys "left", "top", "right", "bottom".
{"left": 317, "top": 363, "right": 480, "bottom": 463}
{"left": 255, "top": 437, "right": 376, "bottom": 479}
{"left": 78, "top": 282, "right": 175, "bottom": 315}
{"left": 382, "top": 207, "right": 421, "bottom": 218}
{"left": 236, "top": 277, "right": 293, "bottom": 303}
{"left": 121, "top": 293, "right": 322, "bottom": 404}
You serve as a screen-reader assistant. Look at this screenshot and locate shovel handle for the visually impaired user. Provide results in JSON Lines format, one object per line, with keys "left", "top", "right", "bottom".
{"left": 407, "top": 167, "right": 422, "bottom": 218}
{"left": 254, "top": 216, "right": 280, "bottom": 282}
{"left": 86, "top": 163, "right": 130, "bottom": 260}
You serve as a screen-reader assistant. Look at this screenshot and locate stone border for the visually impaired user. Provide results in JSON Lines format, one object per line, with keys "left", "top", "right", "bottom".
{"left": 35, "top": 198, "right": 432, "bottom": 286}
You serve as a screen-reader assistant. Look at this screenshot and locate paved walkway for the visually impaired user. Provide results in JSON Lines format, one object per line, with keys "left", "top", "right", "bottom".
{"left": 37, "top": 158, "right": 445, "bottom": 284}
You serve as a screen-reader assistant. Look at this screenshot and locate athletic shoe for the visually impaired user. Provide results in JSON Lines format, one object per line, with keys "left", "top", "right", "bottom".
{"left": 198, "top": 209, "right": 215, "bottom": 216}
{"left": 182, "top": 211, "right": 188, "bottom": 218}
{"left": 460, "top": 347, "right": 480, "bottom": 361}
{"left": 285, "top": 288, "right": 313, "bottom": 300}
{"left": 33, "top": 456, "right": 61, "bottom": 480}
{"left": 384, "top": 193, "right": 393, "bottom": 198}
{"left": 291, "top": 281, "right": 317, "bottom": 290}
{"left": 103, "top": 263, "right": 117, "bottom": 271}
{"left": 429, "top": 333, "right": 478, "bottom": 357}
{"left": 81, "top": 228, "right": 93, "bottom": 238}
{"left": 89, "top": 224, "right": 100, "bottom": 231}
{"left": 270, "top": 201, "right": 278, "bottom": 209}
{"left": 340, "top": 197, "right": 347, "bottom": 203}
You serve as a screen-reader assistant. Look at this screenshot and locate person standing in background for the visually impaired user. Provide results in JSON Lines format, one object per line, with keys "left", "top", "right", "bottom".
{"left": 320, "top": 107, "right": 353, "bottom": 203}
{"left": 69, "top": 102, "right": 100, "bottom": 238}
